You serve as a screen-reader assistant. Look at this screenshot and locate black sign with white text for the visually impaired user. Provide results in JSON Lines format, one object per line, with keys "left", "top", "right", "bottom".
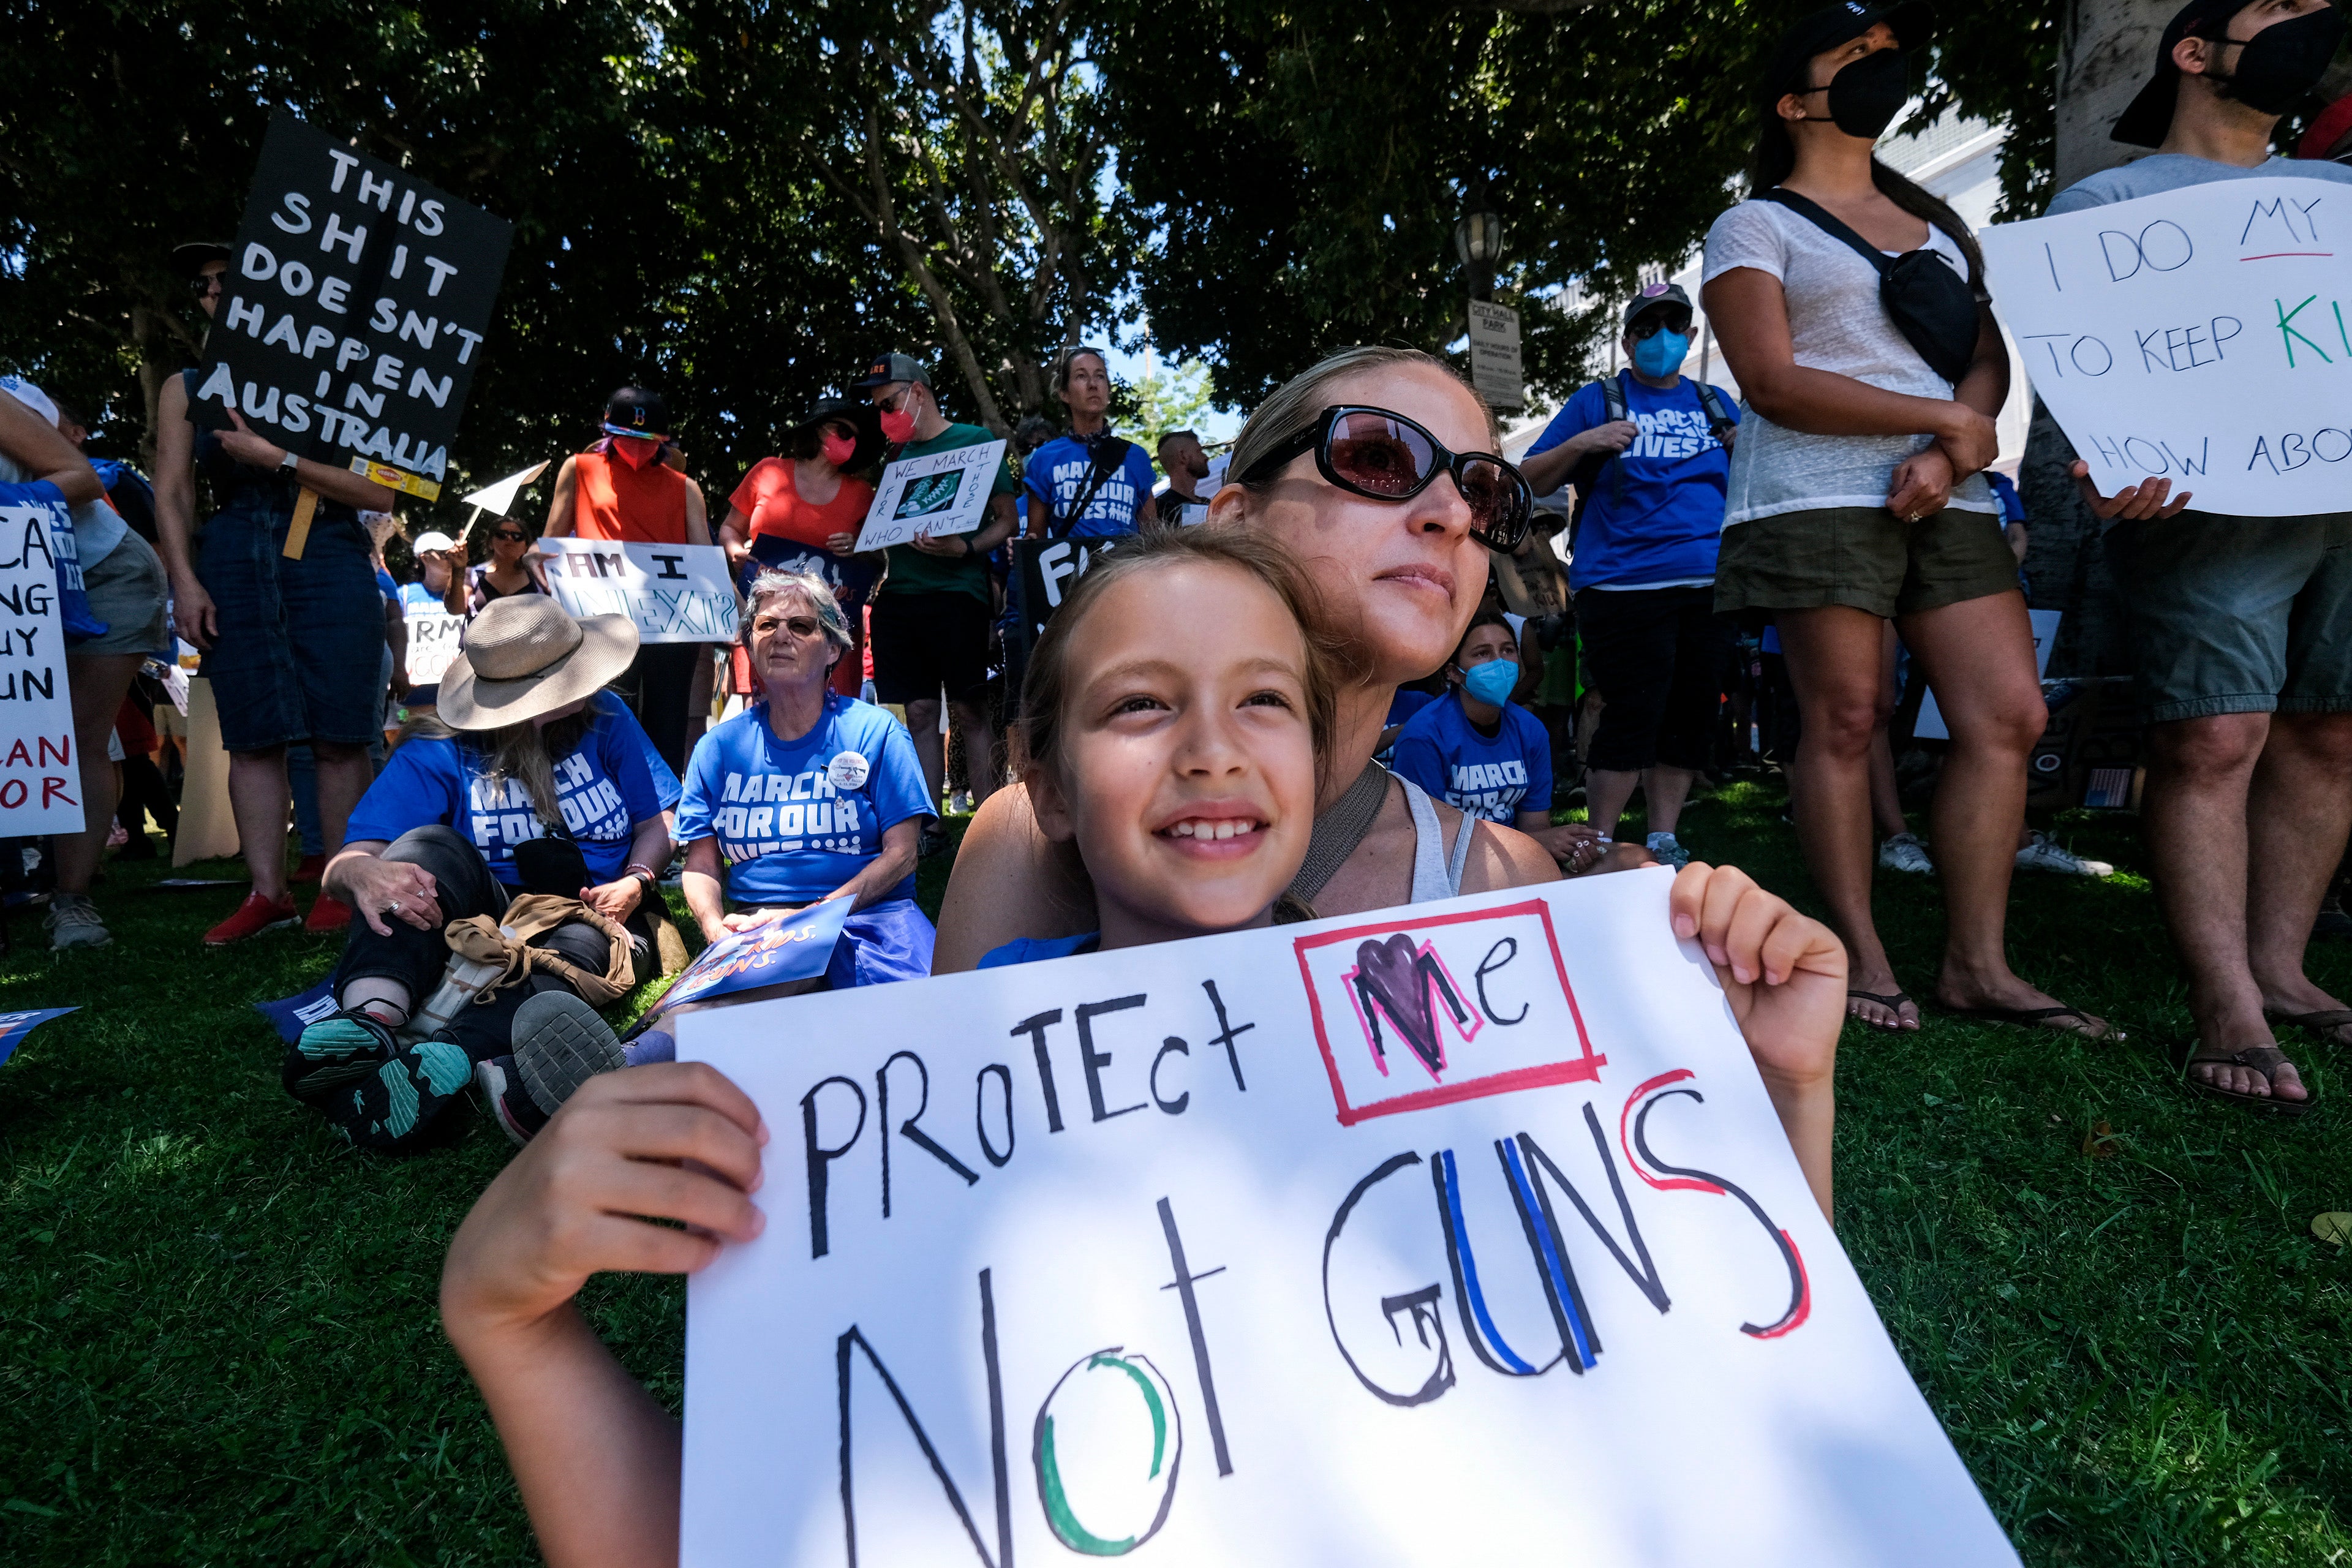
{"left": 192, "top": 110, "right": 512, "bottom": 497}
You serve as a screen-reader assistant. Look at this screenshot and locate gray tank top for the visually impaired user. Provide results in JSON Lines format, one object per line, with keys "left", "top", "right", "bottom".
{"left": 1395, "top": 772, "right": 1475, "bottom": 902}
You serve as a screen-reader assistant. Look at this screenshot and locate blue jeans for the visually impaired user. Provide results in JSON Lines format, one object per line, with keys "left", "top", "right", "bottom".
{"left": 195, "top": 491, "right": 386, "bottom": 752}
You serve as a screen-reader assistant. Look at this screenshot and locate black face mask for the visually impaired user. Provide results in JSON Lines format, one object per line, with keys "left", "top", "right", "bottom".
{"left": 2206, "top": 7, "right": 2348, "bottom": 116}
{"left": 1819, "top": 47, "right": 1909, "bottom": 139}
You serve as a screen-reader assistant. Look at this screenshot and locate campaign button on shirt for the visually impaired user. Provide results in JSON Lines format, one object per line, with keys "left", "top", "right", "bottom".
{"left": 1389, "top": 692, "right": 1555, "bottom": 826}
{"left": 676, "top": 694, "right": 935, "bottom": 907}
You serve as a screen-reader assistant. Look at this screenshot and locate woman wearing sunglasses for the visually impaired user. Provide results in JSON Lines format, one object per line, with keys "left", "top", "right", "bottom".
{"left": 443, "top": 518, "right": 549, "bottom": 617}
{"left": 940, "top": 344, "right": 1846, "bottom": 1207}
{"left": 1701, "top": 2, "right": 2109, "bottom": 1041}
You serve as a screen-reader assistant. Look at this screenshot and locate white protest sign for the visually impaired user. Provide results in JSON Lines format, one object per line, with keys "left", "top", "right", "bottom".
{"left": 1917, "top": 608, "right": 2060, "bottom": 742}
{"left": 0, "top": 503, "right": 85, "bottom": 835}
{"left": 677, "top": 872, "right": 2017, "bottom": 1567}
{"left": 403, "top": 609, "right": 466, "bottom": 686}
{"left": 1468, "top": 300, "right": 1524, "bottom": 412}
{"left": 535, "top": 539, "right": 739, "bottom": 644}
{"left": 854, "top": 438, "right": 1008, "bottom": 551}
{"left": 1981, "top": 177, "right": 2352, "bottom": 517}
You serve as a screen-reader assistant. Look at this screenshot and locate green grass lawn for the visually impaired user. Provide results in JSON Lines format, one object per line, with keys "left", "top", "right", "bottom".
{"left": 2, "top": 791, "right": 2346, "bottom": 1564}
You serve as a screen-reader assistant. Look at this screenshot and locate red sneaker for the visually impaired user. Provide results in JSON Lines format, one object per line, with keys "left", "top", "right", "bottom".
{"left": 304, "top": 894, "right": 353, "bottom": 935}
{"left": 205, "top": 891, "right": 299, "bottom": 946}
{"left": 291, "top": 854, "right": 327, "bottom": 884}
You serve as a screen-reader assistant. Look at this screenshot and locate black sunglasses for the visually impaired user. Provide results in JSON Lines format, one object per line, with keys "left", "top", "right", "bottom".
{"left": 491, "top": 529, "right": 527, "bottom": 542}
{"left": 1238, "top": 405, "right": 1532, "bottom": 552}
{"left": 1627, "top": 313, "right": 1692, "bottom": 342}
{"left": 188, "top": 272, "right": 225, "bottom": 296}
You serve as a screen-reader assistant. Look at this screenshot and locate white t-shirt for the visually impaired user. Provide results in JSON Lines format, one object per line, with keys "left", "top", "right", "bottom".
{"left": 1700, "top": 198, "right": 1995, "bottom": 529}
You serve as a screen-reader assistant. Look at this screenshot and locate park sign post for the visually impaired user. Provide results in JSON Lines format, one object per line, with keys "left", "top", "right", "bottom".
{"left": 1981, "top": 176, "right": 2352, "bottom": 517}
{"left": 192, "top": 109, "right": 513, "bottom": 514}
{"left": 1468, "top": 301, "right": 1523, "bottom": 413}
{"left": 676, "top": 871, "right": 2021, "bottom": 1567}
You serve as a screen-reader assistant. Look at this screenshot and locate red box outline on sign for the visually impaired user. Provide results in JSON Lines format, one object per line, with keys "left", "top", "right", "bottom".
{"left": 1293, "top": 897, "right": 1605, "bottom": 1125}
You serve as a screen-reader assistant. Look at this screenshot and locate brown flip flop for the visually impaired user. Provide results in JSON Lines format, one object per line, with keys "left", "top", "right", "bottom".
{"left": 2171, "top": 1037, "right": 2313, "bottom": 1117}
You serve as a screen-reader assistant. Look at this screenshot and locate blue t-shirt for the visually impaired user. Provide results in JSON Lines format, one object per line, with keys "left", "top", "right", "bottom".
{"left": 2045, "top": 153, "right": 2352, "bottom": 215}
{"left": 1527, "top": 375, "right": 1738, "bottom": 591}
{"left": 376, "top": 567, "right": 401, "bottom": 601}
{"left": 1390, "top": 692, "right": 1554, "bottom": 824}
{"left": 349, "top": 692, "right": 679, "bottom": 885}
{"left": 676, "top": 693, "right": 934, "bottom": 905}
{"left": 1022, "top": 431, "right": 1160, "bottom": 539}
{"left": 398, "top": 581, "right": 445, "bottom": 614}
{"left": 979, "top": 932, "right": 1101, "bottom": 968}
{"left": 1986, "top": 471, "right": 2025, "bottom": 526}
{"left": 1385, "top": 687, "right": 1439, "bottom": 729}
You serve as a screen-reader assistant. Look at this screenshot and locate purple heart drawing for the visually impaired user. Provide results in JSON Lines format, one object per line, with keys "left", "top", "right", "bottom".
{"left": 1354, "top": 934, "right": 1448, "bottom": 1078}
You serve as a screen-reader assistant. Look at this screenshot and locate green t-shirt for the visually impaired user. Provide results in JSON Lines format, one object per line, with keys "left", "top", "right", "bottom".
{"left": 875, "top": 421, "right": 1020, "bottom": 602}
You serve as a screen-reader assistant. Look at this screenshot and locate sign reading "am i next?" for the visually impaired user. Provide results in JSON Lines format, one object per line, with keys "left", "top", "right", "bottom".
{"left": 191, "top": 110, "right": 513, "bottom": 500}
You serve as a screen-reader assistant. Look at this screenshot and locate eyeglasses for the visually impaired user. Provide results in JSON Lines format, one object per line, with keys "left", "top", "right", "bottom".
{"left": 189, "top": 272, "right": 225, "bottom": 296}
{"left": 1627, "top": 314, "right": 1692, "bottom": 342}
{"left": 1238, "top": 405, "right": 1532, "bottom": 552}
{"left": 491, "top": 530, "right": 527, "bottom": 543}
{"left": 873, "top": 387, "right": 914, "bottom": 415}
{"left": 752, "top": 614, "right": 826, "bottom": 641}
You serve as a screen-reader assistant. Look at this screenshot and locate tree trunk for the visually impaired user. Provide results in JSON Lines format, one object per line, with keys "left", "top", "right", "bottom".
{"left": 2026, "top": 0, "right": 2177, "bottom": 677}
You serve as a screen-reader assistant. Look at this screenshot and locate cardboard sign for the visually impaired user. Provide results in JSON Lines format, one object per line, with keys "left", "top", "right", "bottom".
{"left": 638, "top": 898, "right": 851, "bottom": 1027}
{"left": 1981, "top": 177, "right": 2352, "bottom": 516}
{"left": 536, "top": 539, "right": 739, "bottom": 644}
{"left": 677, "top": 872, "right": 2017, "bottom": 1567}
{"left": 1469, "top": 300, "right": 1524, "bottom": 412}
{"left": 191, "top": 109, "right": 513, "bottom": 500}
{"left": 404, "top": 609, "right": 466, "bottom": 687}
{"left": 0, "top": 1008, "right": 77, "bottom": 1070}
{"left": 0, "top": 502, "right": 84, "bottom": 836}
{"left": 854, "top": 439, "right": 1009, "bottom": 551}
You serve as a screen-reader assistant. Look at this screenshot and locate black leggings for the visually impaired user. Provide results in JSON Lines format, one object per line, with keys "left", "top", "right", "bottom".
{"left": 330, "top": 824, "right": 657, "bottom": 1064}
{"left": 1577, "top": 586, "right": 1735, "bottom": 774}
{"left": 610, "top": 641, "right": 703, "bottom": 777}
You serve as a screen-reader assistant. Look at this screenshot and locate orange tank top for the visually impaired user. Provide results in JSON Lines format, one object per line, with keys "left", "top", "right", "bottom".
{"left": 571, "top": 447, "right": 688, "bottom": 544}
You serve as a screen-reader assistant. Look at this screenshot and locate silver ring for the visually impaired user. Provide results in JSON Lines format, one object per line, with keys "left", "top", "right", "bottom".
{"left": 390, "top": 899, "right": 402, "bottom": 913}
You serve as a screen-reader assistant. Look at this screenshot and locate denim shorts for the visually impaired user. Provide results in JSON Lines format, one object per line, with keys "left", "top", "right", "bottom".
{"left": 195, "top": 493, "right": 387, "bottom": 752}
{"left": 2112, "top": 509, "right": 2352, "bottom": 723}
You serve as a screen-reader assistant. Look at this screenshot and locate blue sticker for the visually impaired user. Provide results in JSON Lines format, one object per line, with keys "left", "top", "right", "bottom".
{"left": 0, "top": 1007, "right": 78, "bottom": 1069}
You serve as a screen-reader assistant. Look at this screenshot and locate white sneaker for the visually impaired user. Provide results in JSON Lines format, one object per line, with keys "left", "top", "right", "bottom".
{"left": 1645, "top": 831, "right": 1690, "bottom": 869}
{"left": 2016, "top": 831, "right": 2112, "bottom": 877}
{"left": 1877, "top": 832, "right": 1934, "bottom": 875}
{"left": 44, "top": 893, "right": 112, "bottom": 950}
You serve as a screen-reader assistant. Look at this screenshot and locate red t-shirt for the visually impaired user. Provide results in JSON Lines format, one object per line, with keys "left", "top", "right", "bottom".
{"left": 728, "top": 459, "right": 875, "bottom": 551}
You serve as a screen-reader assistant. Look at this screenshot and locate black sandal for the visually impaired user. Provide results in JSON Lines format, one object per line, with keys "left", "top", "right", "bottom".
{"left": 1845, "top": 989, "right": 1918, "bottom": 1033}
{"left": 1934, "top": 1003, "right": 2122, "bottom": 1042}
{"left": 2170, "top": 1037, "right": 2313, "bottom": 1117}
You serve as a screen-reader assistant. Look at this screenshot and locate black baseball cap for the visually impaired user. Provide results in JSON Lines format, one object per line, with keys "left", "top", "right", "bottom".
{"left": 851, "top": 352, "right": 933, "bottom": 390}
{"left": 1623, "top": 282, "right": 1695, "bottom": 330}
{"left": 603, "top": 386, "right": 669, "bottom": 436}
{"left": 170, "top": 241, "right": 232, "bottom": 276}
{"left": 793, "top": 398, "right": 885, "bottom": 471}
{"left": 1760, "top": 1, "right": 1936, "bottom": 103}
{"left": 2111, "top": 0, "right": 2258, "bottom": 147}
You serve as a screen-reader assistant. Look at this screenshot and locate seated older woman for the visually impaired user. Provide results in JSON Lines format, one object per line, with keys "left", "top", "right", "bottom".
{"left": 674, "top": 565, "right": 935, "bottom": 994}
{"left": 288, "top": 595, "right": 680, "bottom": 1150}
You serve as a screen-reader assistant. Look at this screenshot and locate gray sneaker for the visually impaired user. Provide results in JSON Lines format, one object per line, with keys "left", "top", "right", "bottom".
{"left": 44, "top": 893, "right": 112, "bottom": 951}
{"left": 509, "top": 991, "right": 626, "bottom": 1121}
{"left": 1645, "top": 831, "right": 1691, "bottom": 869}
{"left": 2015, "top": 831, "right": 2112, "bottom": 877}
{"left": 1877, "top": 832, "right": 1934, "bottom": 875}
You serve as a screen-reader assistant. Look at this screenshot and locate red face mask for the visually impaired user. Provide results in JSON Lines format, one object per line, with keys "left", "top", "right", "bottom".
{"left": 878, "top": 404, "right": 918, "bottom": 445}
{"left": 820, "top": 428, "right": 858, "bottom": 467}
{"left": 610, "top": 434, "right": 662, "bottom": 470}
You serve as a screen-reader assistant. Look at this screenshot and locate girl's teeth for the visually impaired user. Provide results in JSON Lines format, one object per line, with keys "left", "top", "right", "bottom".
{"left": 1213, "top": 821, "right": 1235, "bottom": 840}
{"left": 1166, "top": 819, "right": 1261, "bottom": 839}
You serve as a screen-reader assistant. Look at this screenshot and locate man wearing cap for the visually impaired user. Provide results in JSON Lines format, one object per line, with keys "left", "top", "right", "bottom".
{"left": 853, "top": 353, "right": 1022, "bottom": 846}
{"left": 543, "top": 386, "right": 715, "bottom": 775}
{"left": 2049, "top": 0, "right": 2352, "bottom": 1113}
{"left": 1521, "top": 282, "right": 1741, "bottom": 870}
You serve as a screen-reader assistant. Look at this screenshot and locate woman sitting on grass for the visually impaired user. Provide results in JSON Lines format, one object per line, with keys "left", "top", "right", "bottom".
{"left": 437, "top": 527, "right": 1849, "bottom": 1567}
{"left": 672, "top": 566, "right": 936, "bottom": 996}
{"left": 289, "top": 595, "right": 678, "bottom": 1151}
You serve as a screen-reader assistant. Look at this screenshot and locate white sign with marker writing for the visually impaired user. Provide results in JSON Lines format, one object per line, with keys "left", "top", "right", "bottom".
{"left": 1982, "top": 176, "right": 2352, "bottom": 517}
{"left": 854, "top": 439, "right": 1008, "bottom": 551}
{"left": 677, "top": 872, "right": 2018, "bottom": 1567}
{"left": 0, "top": 502, "right": 83, "bottom": 835}
{"left": 403, "top": 609, "right": 465, "bottom": 687}
{"left": 535, "top": 538, "right": 738, "bottom": 644}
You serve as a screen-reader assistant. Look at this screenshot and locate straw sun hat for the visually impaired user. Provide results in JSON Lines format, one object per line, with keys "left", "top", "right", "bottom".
{"left": 437, "top": 595, "right": 639, "bottom": 731}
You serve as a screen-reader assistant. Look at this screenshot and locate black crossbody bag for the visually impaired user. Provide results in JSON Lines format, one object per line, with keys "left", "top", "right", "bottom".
{"left": 1757, "top": 187, "right": 1983, "bottom": 385}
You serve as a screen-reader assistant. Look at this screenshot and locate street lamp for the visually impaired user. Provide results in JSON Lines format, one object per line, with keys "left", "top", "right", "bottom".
{"left": 1453, "top": 211, "right": 1506, "bottom": 303}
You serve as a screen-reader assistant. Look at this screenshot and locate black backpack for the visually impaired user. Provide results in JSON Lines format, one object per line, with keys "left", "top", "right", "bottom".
{"left": 1565, "top": 371, "right": 1738, "bottom": 538}
{"left": 1755, "top": 187, "right": 1982, "bottom": 385}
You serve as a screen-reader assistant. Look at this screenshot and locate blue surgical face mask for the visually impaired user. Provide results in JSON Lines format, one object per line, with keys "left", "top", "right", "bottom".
{"left": 1634, "top": 329, "right": 1690, "bottom": 378}
{"left": 1462, "top": 657, "right": 1518, "bottom": 707}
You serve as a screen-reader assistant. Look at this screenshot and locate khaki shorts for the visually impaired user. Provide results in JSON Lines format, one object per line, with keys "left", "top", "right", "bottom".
{"left": 70, "top": 531, "right": 171, "bottom": 657}
{"left": 1713, "top": 505, "right": 2021, "bottom": 620}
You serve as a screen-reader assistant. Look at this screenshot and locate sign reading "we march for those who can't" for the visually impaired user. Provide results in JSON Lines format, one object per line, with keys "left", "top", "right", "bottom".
{"left": 191, "top": 110, "right": 513, "bottom": 501}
